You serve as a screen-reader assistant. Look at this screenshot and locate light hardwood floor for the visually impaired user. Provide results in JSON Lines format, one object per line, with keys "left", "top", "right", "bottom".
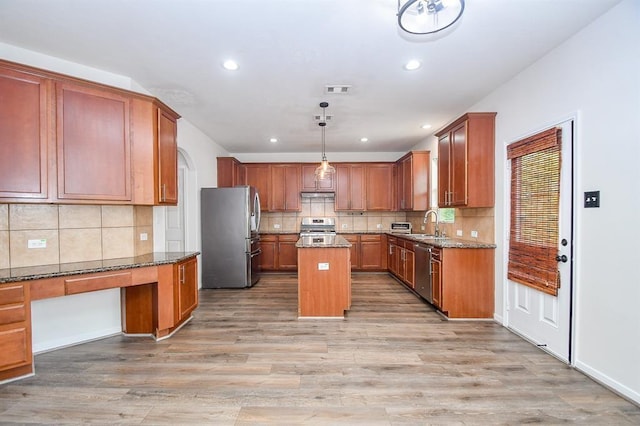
{"left": 1, "top": 273, "right": 638, "bottom": 425}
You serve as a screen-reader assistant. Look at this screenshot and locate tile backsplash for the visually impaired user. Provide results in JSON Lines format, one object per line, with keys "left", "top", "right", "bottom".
{"left": 260, "top": 199, "right": 407, "bottom": 233}
{"left": 406, "top": 207, "right": 495, "bottom": 243}
{"left": 0, "top": 204, "right": 153, "bottom": 269}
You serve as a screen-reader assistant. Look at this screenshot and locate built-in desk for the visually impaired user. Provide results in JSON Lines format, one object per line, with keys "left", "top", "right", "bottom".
{"left": 0, "top": 252, "right": 199, "bottom": 383}
{"left": 296, "top": 236, "right": 351, "bottom": 318}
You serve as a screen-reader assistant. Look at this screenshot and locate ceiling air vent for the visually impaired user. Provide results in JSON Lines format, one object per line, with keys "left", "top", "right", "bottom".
{"left": 325, "top": 85, "right": 351, "bottom": 94}
{"left": 313, "top": 114, "right": 333, "bottom": 122}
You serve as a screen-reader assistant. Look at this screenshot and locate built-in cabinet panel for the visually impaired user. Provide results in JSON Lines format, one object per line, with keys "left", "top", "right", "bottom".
{"left": 0, "top": 283, "right": 32, "bottom": 381}
{"left": 216, "top": 157, "right": 245, "bottom": 188}
{"left": 0, "top": 59, "right": 180, "bottom": 206}
{"left": 366, "top": 164, "right": 394, "bottom": 211}
{"left": 301, "top": 164, "right": 335, "bottom": 192}
{"left": 335, "top": 164, "right": 365, "bottom": 211}
{"left": 260, "top": 234, "right": 298, "bottom": 271}
{"left": 396, "top": 151, "right": 430, "bottom": 211}
{"left": 245, "top": 163, "right": 271, "bottom": 211}
{"left": 271, "top": 164, "right": 301, "bottom": 212}
{"left": 174, "top": 256, "right": 198, "bottom": 322}
{"left": 0, "top": 66, "right": 51, "bottom": 200}
{"left": 56, "top": 82, "right": 132, "bottom": 202}
{"left": 436, "top": 112, "right": 496, "bottom": 208}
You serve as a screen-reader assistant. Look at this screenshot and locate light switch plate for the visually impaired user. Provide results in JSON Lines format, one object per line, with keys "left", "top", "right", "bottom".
{"left": 584, "top": 191, "right": 600, "bottom": 208}
{"left": 140, "top": 233, "right": 148, "bottom": 241}
{"left": 456, "top": 230, "right": 463, "bottom": 237}
{"left": 471, "top": 230, "right": 478, "bottom": 238}
{"left": 318, "top": 262, "right": 330, "bottom": 270}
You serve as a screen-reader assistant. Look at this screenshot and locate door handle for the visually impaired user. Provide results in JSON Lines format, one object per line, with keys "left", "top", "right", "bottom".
{"left": 556, "top": 254, "right": 568, "bottom": 263}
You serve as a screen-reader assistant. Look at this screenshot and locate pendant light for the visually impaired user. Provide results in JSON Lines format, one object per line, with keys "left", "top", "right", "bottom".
{"left": 397, "top": 0, "right": 465, "bottom": 35}
{"left": 314, "top": 101, "right": 335, "bottom": 181}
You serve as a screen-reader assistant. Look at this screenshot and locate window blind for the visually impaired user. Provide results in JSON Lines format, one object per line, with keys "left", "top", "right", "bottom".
{"left": 507, "top": 128, "right": 561, "bottom": 296}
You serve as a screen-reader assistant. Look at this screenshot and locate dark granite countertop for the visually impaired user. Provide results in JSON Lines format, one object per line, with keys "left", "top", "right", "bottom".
{"left": 387, "top": 233, "right": 496, "bottom": 249}
{"left": 296, "top": 235, "right": 352, "bottom": 248}
{"left": 0, "top": 252, "right": 200, "bottom": 284}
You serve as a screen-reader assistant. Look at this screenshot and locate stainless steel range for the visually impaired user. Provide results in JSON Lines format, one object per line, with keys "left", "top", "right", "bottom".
{"left": 300, "top": 217, "right": 337, "bottom": 236}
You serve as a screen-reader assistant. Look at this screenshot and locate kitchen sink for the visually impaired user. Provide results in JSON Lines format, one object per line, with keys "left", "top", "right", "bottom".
{"left": 407, "top": 234, "right": 448, "bottom": 240}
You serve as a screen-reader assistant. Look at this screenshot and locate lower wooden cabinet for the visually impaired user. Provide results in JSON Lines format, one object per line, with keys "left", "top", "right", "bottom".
{"left": 345, "top": 234, "right": 388, "bottom": 271}
{"left": 174, "top": 256, "right": 198, "bottom": 323}
{"left": 388, "top": 237, "right": 415, "bottom": 288}
{"left": 0, "top": 283, "right": 32, "bottom": 381}
{"left": 260, "top": 234, "right": 298, "bottom": 271}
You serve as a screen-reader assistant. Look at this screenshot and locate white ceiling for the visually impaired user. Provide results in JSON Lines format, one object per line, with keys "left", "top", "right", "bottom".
{"left": 0, "top": 0, "right": 621, "bottom": 153}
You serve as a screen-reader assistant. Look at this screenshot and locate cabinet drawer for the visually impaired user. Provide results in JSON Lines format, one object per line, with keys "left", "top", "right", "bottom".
{"left": 360, "top": 234, "right": 381, "bottom": 242}
{"left": 64, "top": 271, "right": 132, "bottom": 295}
{"left": 0, "top": 285, "right": 25, "bottom": 305}
{"left": 260, "top": 234, "right": 277, "bottom": 242}
{"left": 0, "top": 327, "right": 30, "bottom": 370}
{"left": 431, "top": 248, "right": 442, "bottom": 261}
{"left": 0, "top": 304, "right": 26, "bottom": 325}
{"left": 342, "top": 235, "right": 359, "bottom": 243}
{"left": 278, "top": 234, "right": 299, "bottom": 242}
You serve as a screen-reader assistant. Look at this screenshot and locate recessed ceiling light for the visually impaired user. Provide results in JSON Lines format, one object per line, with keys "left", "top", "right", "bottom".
{"left": 404, "top": 60, "right": 421, "bottom": 71}
{"left": 269, "top": 138, "right": 278, "bottom": 143}
{"left": 360, "top": 137, "right": 369, "bottom": 143}
{"left": 421, "top": 123, "right": 432, "bottom": 129}
{"left": 222, "top": 59, "right": 239, "bottom": 71}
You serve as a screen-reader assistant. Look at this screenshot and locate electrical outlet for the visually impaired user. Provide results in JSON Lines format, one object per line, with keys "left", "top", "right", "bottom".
{"left": 140, "top": 233, "right": 148, "bottom": 241}
{"left": 28, "top": 239, "right": 47, "bottom": 249}
{"left": 342, "top": 223, "right": 348, "bottom": 229}
{"left": 376, "top": 223, "right": 382, "bottom": 229}
{"left": 421, "top": 225, "right": 425, "bottom": 231}
{"left": 274, "top": 223, "right": 281, "bottom": 229}
{"left": 471, "top": 230, "right": 478, "bottom": 238}
{"left": 456, "top": 230, "right": 463, "bottom": 237}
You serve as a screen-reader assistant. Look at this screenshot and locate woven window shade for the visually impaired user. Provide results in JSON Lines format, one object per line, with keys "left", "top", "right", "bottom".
{"left": 507, "top": 128, "right": 562, "bottom": 296}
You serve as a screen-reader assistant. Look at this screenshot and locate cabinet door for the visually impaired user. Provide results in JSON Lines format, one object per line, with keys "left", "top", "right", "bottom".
{"left": 0, "top": 67, "right": 50, "bottom": 200}
{"left": 350, "top": 165, "right": 366, "bottom": 211}
{"left": 271, "top": 164, "right": 301, "bottom": 211}
{"left": 259, "top": 235, "right": 277, "bottom": 270}
{"left": 366, "top": 164, "right": 394, "bottom": 211}
{"left": 360, "top": 235, "right": 384, "bottom": 270}
{"left": 277, "top": 235, "right": 299, "bottom": 270}
{"left": 56, "top": 82, "right": 131, "bottom": 201}
{"left": 450, "top": 122, "right": 468, "bottom": 206}
{"left": 431, "top": 257, "right": 442, "bottom": 309}
{"left": 0, "top": 284, "right": 32, "bottom": 376}
{"left": 158, "top": 108, "right": 178, "bottom": 204}
{"left": 176, "top": 257, "right": 198, "bottom": 321}
{"left": 343, "top": 235, "right": 360, "bottom": 269}
{"left": 438, "top": 134, "right": 451, "bottom": 206}
{"left": 335, "top": 164, "right": 365, "bottom": 211}
{"left": 401, "top": 156, "right": 413, "bottom": 210}
{"left": 245, "top": 164, "right": 271, "bottom": 211}
{"left": 301, "top": 164, "right": 335, "bottom": 192}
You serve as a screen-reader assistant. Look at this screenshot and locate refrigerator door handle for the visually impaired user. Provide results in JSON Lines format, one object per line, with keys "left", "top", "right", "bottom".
{"left": 250, "top": 249, "right": 262, "bottom": 258}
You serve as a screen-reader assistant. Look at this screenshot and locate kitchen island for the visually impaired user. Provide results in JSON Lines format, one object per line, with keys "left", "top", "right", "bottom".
{"left": 296, "top": 235, "right": 351, "bottom": 318}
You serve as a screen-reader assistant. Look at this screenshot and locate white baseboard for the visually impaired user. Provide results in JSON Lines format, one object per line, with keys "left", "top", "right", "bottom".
{"left": 574, "top": 359, "right": 640, "bottom": 406}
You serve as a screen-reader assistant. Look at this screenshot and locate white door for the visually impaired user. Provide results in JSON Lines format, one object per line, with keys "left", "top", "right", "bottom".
{"left": 165, "top": 153, "right": 187, "bottom": 252}
{"left": 506, "top": 119, "right": 574, "bottom": 363}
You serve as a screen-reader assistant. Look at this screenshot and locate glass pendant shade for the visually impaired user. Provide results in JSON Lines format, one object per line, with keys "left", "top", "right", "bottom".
{"left": 398, "top": 0, "right": 465, "bottom": 35}
{"left": 314, "top": 101, "right": 334, "bottom": 181}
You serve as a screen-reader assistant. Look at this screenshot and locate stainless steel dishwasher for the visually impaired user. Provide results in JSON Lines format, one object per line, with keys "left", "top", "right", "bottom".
{"left": 414, "top": 243, "right": 433, "bottom": 303}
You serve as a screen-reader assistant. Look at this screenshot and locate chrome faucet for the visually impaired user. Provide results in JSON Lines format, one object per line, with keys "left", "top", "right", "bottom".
{"left": 423, "top": 209, "right": 440, "bottom": 237}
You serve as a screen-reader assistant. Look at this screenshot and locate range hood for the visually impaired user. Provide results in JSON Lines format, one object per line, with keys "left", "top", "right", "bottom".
{"left": 300, "top": 192, "right": 335, "bottom": 199}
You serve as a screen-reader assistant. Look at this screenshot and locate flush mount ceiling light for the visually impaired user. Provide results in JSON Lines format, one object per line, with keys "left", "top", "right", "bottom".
{"left": 404, "top": 60, "right": 422, "bottom": 71}
{"left": 360, "top": 137, "right": 369, "bottom": 143}
{"left": 421, "top": 123, "right": 432, "bottom": 129}
{"left": 397, "top": 0, "right": 465, "bottom": 35}
{"left": 314, "top": 102, "right": 336, "bottom": 181}
{"left": 222, "top": 59, "right": 239, "bottom": 71}
{"left": 269, "top": 138, "right": 278, "bottom": 143}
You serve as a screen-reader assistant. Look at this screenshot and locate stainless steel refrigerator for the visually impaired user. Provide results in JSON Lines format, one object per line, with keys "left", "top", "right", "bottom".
{"left": 200, "top": 186, "right": 261, "bottom": 288}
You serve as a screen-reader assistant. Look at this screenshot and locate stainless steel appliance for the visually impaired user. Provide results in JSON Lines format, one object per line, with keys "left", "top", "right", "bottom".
{"left": 414, "top": 243, "right": 433, "bottom": 303}
{"left": 201, "top": 186, "right": 261, "bottom": 288}
{"left": 390, "top": 222, "right": 412, "bottom": 234}
{"left": 299, "top": 217, "right": 337, "bottom": 236}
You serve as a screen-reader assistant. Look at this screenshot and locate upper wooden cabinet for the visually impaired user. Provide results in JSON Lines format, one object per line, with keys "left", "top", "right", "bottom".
{"left": 335, "top": 163, "right": 365, "bottom": 211}
{"left": 0, "top": 59, "right": 180, "bottom": 206}
{"left": 245, "top": 163, "right": 271, "bottom": 211}
{"left": 0, "top": 65, "right": 51, "bottom": 201}
{"left": 270, "top": 164, "right": 301, "bottom": 212}
{"left": 436, "top": 112, "right": 496, "bottom": 208}
{"left": 365, "top": 163, "right": 394, "bottom": 211}
{"left": 131, "top": 97, "right": 180, "bottom": 205}
{"left": 216, "top": 157, "right": 245, "bottom": 188}
{"left": 396, "top": 151, "right": 430, "bottom": 211}
{"left": 56, "top": 82, "right": 132, "bottom": 202}
{"left": 301, "top": 163, "right": 335, "bottom": 192}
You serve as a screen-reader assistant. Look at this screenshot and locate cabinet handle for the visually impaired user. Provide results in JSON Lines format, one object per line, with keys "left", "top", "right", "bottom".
{"left": 179, "top": 265, "right": 185, "bottom": 284}
{"left": 161, "top": 184, "right": 167, "bottom": 202}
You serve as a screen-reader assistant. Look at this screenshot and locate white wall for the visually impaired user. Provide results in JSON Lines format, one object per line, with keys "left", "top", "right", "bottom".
{"left": 470, "top": 0, "right": 639, "bottom": 403}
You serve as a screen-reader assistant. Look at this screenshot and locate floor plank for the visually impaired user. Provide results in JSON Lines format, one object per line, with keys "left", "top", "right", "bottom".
{"left": 0, "top": 273, "right": 638, "bottom": 424}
